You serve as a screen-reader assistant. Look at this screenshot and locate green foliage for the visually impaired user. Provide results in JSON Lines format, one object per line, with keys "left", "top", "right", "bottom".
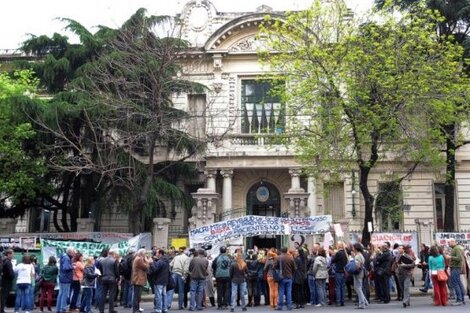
{"left": 0, "top": 70, "right": 46, "bottom": 215}
{"left": 260, "top": 0, "right": 469, "bottom": 174}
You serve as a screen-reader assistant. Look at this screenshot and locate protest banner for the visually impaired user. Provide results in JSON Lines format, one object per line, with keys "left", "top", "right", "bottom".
{"left": 435, "top": 232, "right": 470, "bottom": 251}
{"left": 189, "top": 215, "right": 332, "bottom": 247}
{"left": 5, "top": 232, "right": 134, "bottom": 244}
{"left": 351, "top": 232, "right": 418, "bottom": 254}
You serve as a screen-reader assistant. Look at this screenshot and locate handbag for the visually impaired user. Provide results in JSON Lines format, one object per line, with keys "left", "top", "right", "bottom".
{"left": 272, "top": 259, "right": 283, "bottom": 283}
{"left": 437, "top": 270, "right": 448, "bottom": 282}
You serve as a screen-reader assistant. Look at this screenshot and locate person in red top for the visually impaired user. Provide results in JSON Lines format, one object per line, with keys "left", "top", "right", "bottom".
{"left": 70, "top": 252, "right": 84, "bottom": 312}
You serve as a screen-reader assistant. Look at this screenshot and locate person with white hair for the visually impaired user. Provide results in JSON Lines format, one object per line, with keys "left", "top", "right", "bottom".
{"left": 445, "top": 238, "right": 466, "bottom": 306}
{"left": 56, "top": 247, "right": 75, "bottom": 313}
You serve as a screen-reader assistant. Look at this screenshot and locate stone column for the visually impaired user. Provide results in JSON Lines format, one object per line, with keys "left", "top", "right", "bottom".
{"left": 153, "top": 218, "right": 171, "bottom": 248}
{"left": 221, "top": 169, "right": 233, "bottom": 212}
{"left": 205, "top": 169, "right": 217, "bottom": 192}
{"left": 0, "top": 218, "right": 17, "bottom": 235}
{"left": 76, "top": 218, "right": 95, "bottom": 232}
{"left": 289, "top": 168, "right": 301, "bottom": 190}
{"left": 415, "top": 218, "right": 433, "bottom": 247}
{"left": 307, "top": 175, "right": 317, "bottom": 216}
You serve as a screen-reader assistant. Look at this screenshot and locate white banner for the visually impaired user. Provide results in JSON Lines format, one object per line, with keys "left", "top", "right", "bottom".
{"left": 435, "top": 232, "right": 470, "bottom": 251}
{"left": 189, "top": 215, "right": 332, "bottom": 247}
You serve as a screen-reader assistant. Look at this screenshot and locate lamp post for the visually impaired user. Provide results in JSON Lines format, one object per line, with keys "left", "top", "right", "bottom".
{"left": 351, "top": 171, "right": 356, "bottom": 218}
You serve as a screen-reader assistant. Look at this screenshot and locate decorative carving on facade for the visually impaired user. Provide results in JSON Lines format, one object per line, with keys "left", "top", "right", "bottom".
{"left": 189, "top": 188, "right": 219, "bottom": 229}
{"left": 228, "top": 75, "right": 236, "bottom": 127}
{"left": 229, "top": 36, "right": 266, "bottom": 52}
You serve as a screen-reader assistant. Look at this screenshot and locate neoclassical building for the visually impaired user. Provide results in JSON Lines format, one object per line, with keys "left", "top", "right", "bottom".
{"left": 5, "top": 0, "right": 470, "bottom": 248}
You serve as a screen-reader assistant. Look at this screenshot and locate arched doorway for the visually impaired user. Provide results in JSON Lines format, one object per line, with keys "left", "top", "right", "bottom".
{"left": 246, "top": 181, "right": 281, "bottom": 249}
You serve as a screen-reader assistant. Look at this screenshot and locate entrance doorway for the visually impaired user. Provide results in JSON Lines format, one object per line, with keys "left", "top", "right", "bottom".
{"left": 246, "top": 181, "right": 281, "bottom": 249}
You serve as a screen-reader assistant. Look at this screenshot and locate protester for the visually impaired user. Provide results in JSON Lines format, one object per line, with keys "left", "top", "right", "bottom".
{"left": 82, "top": 257, "right": 99, "bottom": 313}
{"left": 230, "top": 251, "right": 248, "bottom": 312}
{"left": 170, "top": 247, "right": 190, "bottom": 310}
{"left": 306, "top": 244, "right": 319, "bottom": 306}
{"left": 293, "top": 249, "right": 307, "bottom": 308}
{"left": 428, "top": 245, "right": 447, "bottom": 306}
{"left": 120, "top": 249, "right": 135, "bottom": 309}
{"left": 246, "top": 252, "right": 259, "bottom": 307}
{"left": 419, "top": 244, "right": 432, "bottom": 293}
{"left": 39, "top": 256, "right": 58, "bottom": 312}
{"left": 264, "top": 249, "right": 278, "bottom": 308}
{"left": 70, "top": 252, "right": 84, "bottom": 312}
{"left": 327, "top": 246, "right": 336, "bottom": 306}
{"left": 445, "top": 238, "right": 466, "bottom": 305}
{"left": 275, "top": 247, "right": 296, "bottom": 311}
{"left": 189, "top": 249, "right": 209, "bottom": 311}
{"left": 1, "top": 249, "right": 15, "bottom": 313}
{"left": 94, "top": 248, "right": 109, "bottom": 309}
{"left": 397, "top": 245, "right": 416, "bottom": 308}
{"left": 212, "top": 246, "right": 232, "bottom": 310}
{"left": 374, "top": 242, "right": 393, "bottom": 304}
{"left": 57, "top": 247, "right": 75, "bottom": 313}
{"left": 352, "top": 243, "right": 368, "bottom": 310}
{"left": 132, "top": 249, "right": 150, "bottom": 313}
{"left": 150, "top": 249, "right": 170, "bottom": 313}
{"left": 99, "top": 249, "right": 120, "bottom": 313}
{"left": 312, "top": 247, "right": 328, "bottom": 307}
{"left": 14, "top": 255, "right": 35, "bottom": 313}
{"left": 204, "top": 254, "right": 216, "bottom": 308}
{"left": 331, "top": 241, "right": 348, "bottom": 306}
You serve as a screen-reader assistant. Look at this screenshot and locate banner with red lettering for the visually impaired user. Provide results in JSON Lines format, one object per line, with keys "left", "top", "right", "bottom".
{"left": 351, "top": 232, "right": 418, "bottom": 253}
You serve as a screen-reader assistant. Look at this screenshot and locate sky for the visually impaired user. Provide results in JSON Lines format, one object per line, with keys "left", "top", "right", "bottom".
{"left": 0, "top": 0, "right": 374, "bottom": 49}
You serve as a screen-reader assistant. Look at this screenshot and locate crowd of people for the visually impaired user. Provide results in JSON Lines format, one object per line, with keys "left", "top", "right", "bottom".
{"left": 0, "top": 238, "right": 469, "bottom": 313}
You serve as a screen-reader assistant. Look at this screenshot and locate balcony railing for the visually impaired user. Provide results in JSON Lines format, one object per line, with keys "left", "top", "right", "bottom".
{"left": 228, "top": 133, "right": 289, "bottom": 146}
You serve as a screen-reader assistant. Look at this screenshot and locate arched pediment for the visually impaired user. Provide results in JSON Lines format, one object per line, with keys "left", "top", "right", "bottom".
{"left": 204, "top": 13, "right": 284, "bottom": 52}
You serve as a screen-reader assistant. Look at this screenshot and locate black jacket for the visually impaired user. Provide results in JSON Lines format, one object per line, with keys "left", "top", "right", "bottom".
{"left": 150, "top": 256, "right": 170, "bottom": 286}
{"left": 375, "top": 250, "right": 393, "bottom": 276}
{"left": 2, "top": 258, "right": 15, "bottom": 283}
{"left": 331, "top": 249, "right": 348, "bottom": 273}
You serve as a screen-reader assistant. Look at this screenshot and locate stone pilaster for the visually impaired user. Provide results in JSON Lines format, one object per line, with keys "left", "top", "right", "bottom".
{"left": 307, "top": 175, "right": 317, "bottom": 216}
{"left": 76, "top": 218, "right": 95, "bottom": 232}
{"left": 153, "top": 218, "right": 172, "bottom": 248}
{"left": 285, "top": 168, "right": 309, "bottom": 217}
{"left": 415, "top": 218, "right": 433, "bottom": 247}
{"left": 0, "top": 218, "right": 17, "bottom": 235}
{"left": 204, "top": 169, "right": 217, "bottom": 192}
{"left": 189, "top": 188, "right": 219, "bottom": 229}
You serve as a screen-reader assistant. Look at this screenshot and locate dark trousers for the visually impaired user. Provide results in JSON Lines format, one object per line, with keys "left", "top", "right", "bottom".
{"left": 392, "top": 273, "right": 402, "bottom": 300}
{"left": 70, "top": 280, "right": 81, "bottom": 309}
{"left": 132, "top": 285, "right": 143, "bottom": 313}
{"left": 1, "top": 282, "right": 13, "bottom": 313}
{"left": 377, "top": 274, "right": 390, "bottom": 302}
{"left": 99, "top": 280, "right": 117, "bottom": 313}
{"left": 216, "top": 277, "right": 231, "bottom": 308}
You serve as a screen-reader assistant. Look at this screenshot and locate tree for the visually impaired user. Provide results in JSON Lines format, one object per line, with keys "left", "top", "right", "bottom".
{"left": 260, "top": 0, "right": 469, "bottom": 245}
{"left": 374, "top": 0, "right": 470, "bottom": 232}
{"left": 0, "top": 70, "right": 46, "bottom": 217}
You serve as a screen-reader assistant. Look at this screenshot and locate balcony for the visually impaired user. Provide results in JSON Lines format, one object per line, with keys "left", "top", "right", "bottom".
{"left": 228, "top": 133, "right": 289, "bottom": 146}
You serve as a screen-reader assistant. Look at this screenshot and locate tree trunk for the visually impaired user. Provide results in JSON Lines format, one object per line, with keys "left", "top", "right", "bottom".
{"left": 360, "top": 165, "right": 374, "bottom": 247}
{"left": 443, "top": 124, "right": 456, "bottom": 232}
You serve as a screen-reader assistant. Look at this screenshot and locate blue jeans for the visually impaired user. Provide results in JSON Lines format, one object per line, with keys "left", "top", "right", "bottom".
{"left": 450, "top": 268, "right": 465, "bottom": 303}
{"left": 315, "top": 279, "right": 326, "bottom": 306}
{"left": 94, "top": 281, "right": 102, "bottom": 307}
{"left": 277, "top": 278, "right": 293, "bottom": 310}
{"left": 15, "top": 283, "right": 32, "bottom": 311}
{"left": 353, "top": 273, "right": 368, "bottom": 308}
{"left": 57, "top": 282, "right": 71, "bottom": 313}
{"left": 173, "top": 273, "right": 185, "bottom": 309}
{"left": 154, "top": 285, "right": 167, "bottom": 313}
{"left": 334, "top": 272, "right": 345, "bottom": 304}
{"left": 81, "top": 288, "right": 93, "bottom": 313}
{"left": 307, "top": 274, "right": 318, "bottom": 305}
{"left": 166, "top": 288, "right": 174, "bottom": 310}
{"left": 121, "top": 280, "right": 133, "bottom": 307}
{"left": 231, "top": 282, "right": 247, "bottom": 309}
{"left": 190, "top": 279, "right": 206, "bottom": 311}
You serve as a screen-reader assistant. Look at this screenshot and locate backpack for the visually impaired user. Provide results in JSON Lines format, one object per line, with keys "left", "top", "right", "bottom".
{"left": 345, "top": 259, "right": 362, "bottom": 275}
{"left": 215, "top": 255, "right": 231, "bottom": 278}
